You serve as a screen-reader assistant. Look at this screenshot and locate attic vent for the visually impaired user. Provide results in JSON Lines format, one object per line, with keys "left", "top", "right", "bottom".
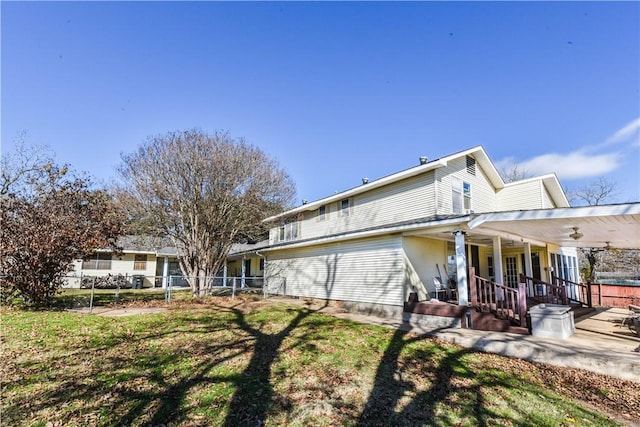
{"left": 419, "top": 156, "right": 428, "bottom": 165}
{"left": 362, "top": 177, "right": 369, "bottom": 184}
{"left": 466, "top": 156, "right": 476, "bottom": 176}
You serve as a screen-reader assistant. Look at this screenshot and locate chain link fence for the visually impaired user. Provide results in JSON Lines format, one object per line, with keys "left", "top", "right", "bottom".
{"left": 59, "top": 273, "right": 266, "bottom": 312}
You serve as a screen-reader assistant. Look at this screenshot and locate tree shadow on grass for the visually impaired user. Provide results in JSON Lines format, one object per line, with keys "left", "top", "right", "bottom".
{"left": 356, "top": 328, "right": 502, "bottom": 427}
{"left": 220, "top": 302, "right": 317, "bottom": 426}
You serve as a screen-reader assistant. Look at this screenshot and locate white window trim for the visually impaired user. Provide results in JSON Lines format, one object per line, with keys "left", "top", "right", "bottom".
{"left": 339, "top": 198, "right": 352, "bottom": 216}
{"left": 317, "top": 205, "right": 327, "bottom": 222}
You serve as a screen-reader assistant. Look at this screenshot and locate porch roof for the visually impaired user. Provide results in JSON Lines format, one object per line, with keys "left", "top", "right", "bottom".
{"left": 467, "top": 203, "right": 640, "bottom": 250}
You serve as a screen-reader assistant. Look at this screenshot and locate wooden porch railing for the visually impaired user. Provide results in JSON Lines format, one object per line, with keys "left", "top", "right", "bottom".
{"left": 553, "top": 275, "right": 592, "bottom": 308}
{"left": 469, "top": 268, "right": 527, "bottom": 327}
{"left": 521, "top": 274, "right": 592, "bottom": 308}
{"left": 520, "top": 274, "right": 567, "bottom": 305}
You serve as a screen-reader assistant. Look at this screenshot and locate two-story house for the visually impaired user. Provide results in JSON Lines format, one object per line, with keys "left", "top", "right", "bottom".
{"left": 258, "top": 146, "right": 633, "bottom": 319}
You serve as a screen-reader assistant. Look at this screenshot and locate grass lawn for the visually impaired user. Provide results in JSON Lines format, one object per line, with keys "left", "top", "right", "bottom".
{"left": 1, "top": 296, "right": 638, "bottom": 426}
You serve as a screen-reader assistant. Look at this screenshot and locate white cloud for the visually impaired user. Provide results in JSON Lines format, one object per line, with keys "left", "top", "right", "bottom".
{"left": 520, "top": 151, "right": 620, "bottom": 180}
{"left": 496, "top": 118, "right": 638, "bottom": 182}
{"left": 602, "top": 117, "right": 640, "bottom": 147}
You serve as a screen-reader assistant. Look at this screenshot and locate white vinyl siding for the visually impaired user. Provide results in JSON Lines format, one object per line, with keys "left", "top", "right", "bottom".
{"left": 435, "top": 156, "right": 496, "bottom": 214}
{"left": 497, "top": 180, "right": 548, "bottom": 211}
{"left": 278, "top": 172, "right": 437, "bottom": 242}
{"left": 265, "top": 236, "right": 408, "bottom": 307}
{"left": 74, "top": 253, "right": 158, "bottom": 278}
{"left": 402, "top": 236, "right": 447, "bottom": 297}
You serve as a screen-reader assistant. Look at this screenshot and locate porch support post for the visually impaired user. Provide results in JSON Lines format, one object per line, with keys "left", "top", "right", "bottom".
{"left": 523, "top": 242, "right": 533, "bottom": 296}
{"left": 222, "top": 262, "right": 228, "bottom": 287}
{"left": 454, "top": 231, "right": 469, "bottom": 306}
{"left": 162, "top": 256, "right": 169, "bottom": 289}
{"left": 241, "top": 257, "right": 246, "bottom": 288}
{"left": 492, "top": 236, "right": 503, "bottom": 285}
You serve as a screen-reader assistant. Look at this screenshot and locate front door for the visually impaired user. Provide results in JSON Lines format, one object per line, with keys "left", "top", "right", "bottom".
{"left": 505, "top": 256, "right": 518, "bottom": 288}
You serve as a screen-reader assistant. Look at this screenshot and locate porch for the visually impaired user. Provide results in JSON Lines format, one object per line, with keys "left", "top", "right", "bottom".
{"left": 404, "top": 267, "right": 594, "bottom": 335}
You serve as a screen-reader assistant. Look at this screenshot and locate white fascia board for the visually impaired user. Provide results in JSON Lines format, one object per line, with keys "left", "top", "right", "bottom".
{"left": 468, "top": 203, "right": 640, "bottom": 229}
{"left": 542, "top": 175, "right": 570, "bottom": 207}
{"left": 261, "top": 216, "right": 470, "bottom": 252}
{"left": 262, "top": 159, "right": 449, "bottom": 223}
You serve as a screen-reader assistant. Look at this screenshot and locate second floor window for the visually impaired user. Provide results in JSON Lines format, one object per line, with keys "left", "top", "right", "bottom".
{"left": 452, "top": 178, "right": 471, "bottom": 214}
{"left": 463, "top": 182, "right": 471, "bottom": 212}
{"left": 340, "top": 199, "right": 350, "bottom": 216}
{"left": 278, "top": 221, "right": 299, "bottom": 242}
{"left": 318, "top": 205, "right": 326, "bottom": 221}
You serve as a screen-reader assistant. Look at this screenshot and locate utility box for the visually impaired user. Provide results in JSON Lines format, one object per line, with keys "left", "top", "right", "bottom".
{"left": 132, "top": 275, "right": 145, "bottom": 289}
{"left": 528, "top": 304, "right": 575, "bottom": 339}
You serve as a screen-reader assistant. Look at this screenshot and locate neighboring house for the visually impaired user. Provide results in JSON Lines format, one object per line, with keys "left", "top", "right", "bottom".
{"left": 65, "top": 235, "right": 183, "bottom": 289}
{"left": 66, "top": 235, "right": 269, "bottom": 290}
{"left": 258, "top": 146, "right": 640, "bottom": 318}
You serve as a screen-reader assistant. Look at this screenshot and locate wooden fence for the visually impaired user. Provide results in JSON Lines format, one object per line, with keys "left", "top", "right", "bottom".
{"left": 589, "top": 283, "right": 640, "bottom": 308}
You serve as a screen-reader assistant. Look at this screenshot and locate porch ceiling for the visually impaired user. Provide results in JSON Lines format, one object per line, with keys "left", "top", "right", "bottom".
{"left": 468, "top": 203, "right": 640, "bottom": 250}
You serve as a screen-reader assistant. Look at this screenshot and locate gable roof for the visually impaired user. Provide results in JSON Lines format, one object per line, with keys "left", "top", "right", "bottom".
{"left": 502, "top": 173, "right": 569, "bottom": 208}
{"left": 264, "top": 146, "right": 568, "bottom": 223}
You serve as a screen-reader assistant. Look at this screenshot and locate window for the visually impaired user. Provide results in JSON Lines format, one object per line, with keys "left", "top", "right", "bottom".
{"left": 134, "top": 254, "right": 147, "bottom": 270}
{"left": 463, "top": 182, "right": 471, "bottom": 212}
{"left": 82, "top": 253, "right": 112, "bottom": 270}
{"left": 318, "top": 205, "right": 326, "bottom": 221}
{"left": 340, "top": 199, "right": 350, "bottom": 216}
{"left": 452, "top": 178, "right": 471, "bottom": 214}
{"left": 278, "top": 221, "right": 299, "bottom": 242}
{"left": 466, "top": 156, "right": 476, "bottom": 175}
{"left": 505, "top": 256, "right": 518, "bottom": 288}
{"left": 259, "top": 258, "right": 265, "bottom": 271}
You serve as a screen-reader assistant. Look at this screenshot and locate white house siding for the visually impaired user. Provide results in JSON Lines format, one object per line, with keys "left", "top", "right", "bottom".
{"left": 402, "top": 236, "right": 447, "bottom": 297}
{"left": 67, "top": 253, "right": 159, "bottom": 288}
{"left": 272, "top": 172, "right": 438, "bottom": 243}
{"left": 496, "top": 181, "right": 546, "bottom": 211}
{"left": 435, "top": 156, "right": 497, "bottom": 214}
{"left": 265, "top": 235, "right": 409, "bottom": 307}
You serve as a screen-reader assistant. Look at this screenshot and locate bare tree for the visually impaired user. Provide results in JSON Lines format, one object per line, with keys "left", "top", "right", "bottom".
{"left": 499, "top": 164, "right": 529, "bottom": 183}
{"left": 116, "top": 129, "right": 296, "bottom": 297}
{"left": 567, "top": 177, "right": 620, "bottom": 282}
{"left": 1, "top": 134, "right": 53, "bottom": 197}
{"left": 566, "top": 177, "right": 618, "bottom": 207}
{"left": 1, "top": 143, "right": 124, "bottom": 306}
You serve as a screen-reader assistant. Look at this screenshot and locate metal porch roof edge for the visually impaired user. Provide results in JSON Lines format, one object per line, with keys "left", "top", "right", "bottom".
{"left": 468, "top": 203, "right": 640, "bottom": 230}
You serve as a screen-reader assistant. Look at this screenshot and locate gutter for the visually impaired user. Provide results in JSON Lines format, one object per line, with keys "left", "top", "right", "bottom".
{"left": 261, "top": 215, "right": 471, "bottom": 252}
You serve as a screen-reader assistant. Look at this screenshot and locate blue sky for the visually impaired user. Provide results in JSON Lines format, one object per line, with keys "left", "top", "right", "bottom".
{"left": 2, "top": 1, "right": 639, "bottom": 204}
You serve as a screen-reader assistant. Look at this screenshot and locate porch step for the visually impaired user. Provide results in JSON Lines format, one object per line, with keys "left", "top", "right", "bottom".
{"left": 468, "top": 310, "right": 529, "bottom": 335}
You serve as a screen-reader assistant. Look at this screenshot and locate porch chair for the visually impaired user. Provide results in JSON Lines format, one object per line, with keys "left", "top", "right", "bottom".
{"left": 433, "top": 277, "right": 448, "bottom": 301}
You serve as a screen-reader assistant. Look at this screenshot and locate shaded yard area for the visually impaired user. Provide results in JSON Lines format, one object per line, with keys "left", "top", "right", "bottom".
{"left": 1, "top": 297, "right": 638, "bottom": 426}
